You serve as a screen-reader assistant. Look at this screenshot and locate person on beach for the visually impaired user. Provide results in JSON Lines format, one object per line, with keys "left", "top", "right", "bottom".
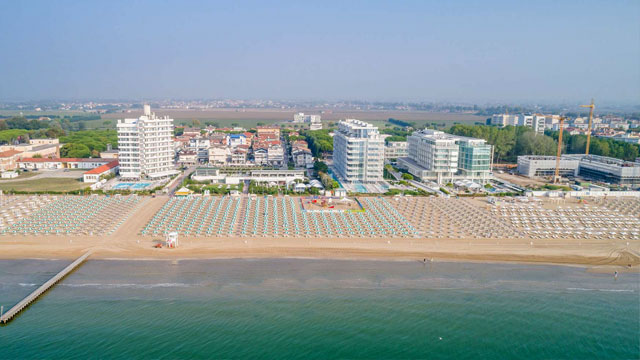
{"left": 614, "top": 271, "right": 618, "bottom": 281}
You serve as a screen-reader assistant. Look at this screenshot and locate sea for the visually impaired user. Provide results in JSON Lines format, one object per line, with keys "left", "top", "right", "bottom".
{"left": 0, "top": 259, "right": 638, "bottom": 359}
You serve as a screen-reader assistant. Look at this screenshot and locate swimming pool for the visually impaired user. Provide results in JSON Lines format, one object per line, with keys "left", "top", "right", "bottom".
{"left": 354, "top": 184, "right": 367, "bottom": 193}
{"left": 113, "top": 183, "right": 133, "bottom": 189}
{"left": 113, "top": 183, "right": 151, "bottom": 190}
{"left": 130, "top": 183, "right": 151, "bottom": 189}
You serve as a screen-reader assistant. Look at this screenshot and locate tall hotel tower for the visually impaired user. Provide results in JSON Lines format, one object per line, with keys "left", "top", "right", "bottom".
{"left": 117, "top": 105, "right": 176, "bottom": 179}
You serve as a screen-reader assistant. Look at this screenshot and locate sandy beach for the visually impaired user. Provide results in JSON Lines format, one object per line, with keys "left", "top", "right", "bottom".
{"left": 1, "top": 195, "right": 639, "bottom": 269}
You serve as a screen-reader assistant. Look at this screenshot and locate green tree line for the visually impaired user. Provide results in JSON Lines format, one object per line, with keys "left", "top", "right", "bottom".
{"left": 388, "top": 118, "right": 415, "bottom": 128}
{"left": 545, "top": 130, "right": 639, "bottom": 161}
{"left": 302, "top": 129, "right": 333, "bottom": 157}
{"left": 59, "top": 130, "right": 118, "bottom": 158}
{"left": 448, "top": 124, "right": 557, "bottom": 163}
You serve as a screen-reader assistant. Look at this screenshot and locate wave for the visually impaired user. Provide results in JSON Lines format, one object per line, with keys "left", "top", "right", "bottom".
{"left": 60, "top": 282, "right": 201, "bottom": 289}
{"left": 566, "top": 287, "right": 634, "bottom": 293}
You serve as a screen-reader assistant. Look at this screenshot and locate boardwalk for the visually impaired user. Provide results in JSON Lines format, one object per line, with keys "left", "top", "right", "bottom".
{"left": 0, "top": 250, "right": 92, "bottom": 324}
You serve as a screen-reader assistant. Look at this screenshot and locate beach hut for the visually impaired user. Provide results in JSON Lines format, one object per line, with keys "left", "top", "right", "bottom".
{"left": 175, "top": 187, "right": 193, "bottom": 196}
{"left": 334, "top": 188, "right": 347, "bottom": 197}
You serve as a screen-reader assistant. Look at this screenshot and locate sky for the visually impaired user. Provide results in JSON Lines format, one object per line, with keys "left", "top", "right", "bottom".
{"left": 0, "top": 0, "right": 638, "bottom": 105}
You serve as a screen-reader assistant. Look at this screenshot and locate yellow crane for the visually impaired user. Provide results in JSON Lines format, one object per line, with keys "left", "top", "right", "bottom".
{"left": 580, "top": 99, "right": 595, "bottom": 154}
{"left": 554, "top": 116, "right": 566, "bottom": 184}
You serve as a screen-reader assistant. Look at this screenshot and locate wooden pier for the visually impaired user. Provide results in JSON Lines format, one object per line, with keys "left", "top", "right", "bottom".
{"left": 0, "top": 250, "right": 92, "bottom": 324}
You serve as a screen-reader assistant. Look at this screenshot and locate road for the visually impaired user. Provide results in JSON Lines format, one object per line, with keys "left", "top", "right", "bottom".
{"left": 168, "top": 166, "right": 196, "bottom": 195}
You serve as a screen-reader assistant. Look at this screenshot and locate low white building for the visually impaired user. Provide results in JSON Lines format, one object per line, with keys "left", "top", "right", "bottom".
{"left": 517, "top": 154, "right": 640, "bottom": 186}
{"left": 18, "top": 158, "right": 113, "bottom": 170}
{"left": 1, "top": 171, "right": 19, "bottom": 179}
{"left": 192, "top": 167, "right": 305, "bottom": 185}
{"left": 517, "top": 155, "right": 582, "bottom": 178}
{"left": 82, "top": 160, "right": 119, "bottom": 183}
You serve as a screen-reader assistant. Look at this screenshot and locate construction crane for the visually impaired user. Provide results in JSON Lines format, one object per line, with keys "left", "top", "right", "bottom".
{"left": 554, "top": 116, "right": 566, "bottom": 184}
{"left": 580, "top": 99, "right": 595, "bottom": 154}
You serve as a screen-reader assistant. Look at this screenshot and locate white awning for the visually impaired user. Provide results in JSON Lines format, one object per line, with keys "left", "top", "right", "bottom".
{"left": 147, "top": 170, "right": 180, "bottom": 178}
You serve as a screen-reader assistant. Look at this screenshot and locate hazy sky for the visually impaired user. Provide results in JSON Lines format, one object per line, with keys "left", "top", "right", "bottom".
{"left": 0, "top": 0, "right": 638, "bottom": 104}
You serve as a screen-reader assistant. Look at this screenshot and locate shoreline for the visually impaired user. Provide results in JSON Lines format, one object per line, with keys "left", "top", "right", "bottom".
{"left": 1, "top": 241, "right": 638, "bottom": 272}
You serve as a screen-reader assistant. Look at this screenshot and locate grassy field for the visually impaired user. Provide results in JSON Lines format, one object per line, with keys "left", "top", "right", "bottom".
{"left": 0, "top": 110, "right": 86, "bottom": 117}
{"left": 0, "top": 178, "right": 89, "bottom": 192}
{"left": 97, "top": 109, "right": 484, "bottom": 130}
{"left": 2, "top": 109, "right": 487, "bottom": 130}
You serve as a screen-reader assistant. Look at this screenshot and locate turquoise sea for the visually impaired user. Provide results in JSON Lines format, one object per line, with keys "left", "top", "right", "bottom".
{"left": 0, "top": 259, "right": 638, "bottom": 359}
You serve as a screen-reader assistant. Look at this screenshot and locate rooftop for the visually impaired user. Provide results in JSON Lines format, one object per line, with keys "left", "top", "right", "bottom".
{"left": 18, "top": 157, "right": 112, "bottom": 163}
{"left": 0, "top": 150, "right": 22, "bottom": 158}
{"left": 84, "top": 160, "right": 119, "bottom": 175}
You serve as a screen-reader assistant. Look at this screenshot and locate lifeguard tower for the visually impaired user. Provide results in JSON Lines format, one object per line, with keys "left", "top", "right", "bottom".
{"left": 166, "top": 232, "right": 179, "bottom": 248}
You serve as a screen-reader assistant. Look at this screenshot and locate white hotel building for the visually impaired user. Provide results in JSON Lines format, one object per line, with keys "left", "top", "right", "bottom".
{"left": 117, "top": 105, "right": 178, "bottom": 180}
{"left": 332, "top": 119, "right": 384, "bottom": 184}
{"left": 398, "top": 130, "right": 492, "bottom": 184}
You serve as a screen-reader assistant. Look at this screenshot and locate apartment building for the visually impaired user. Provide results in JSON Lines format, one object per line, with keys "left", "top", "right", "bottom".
{"left": 397, "top": 130, "right": 492, "bottom": 184}
{"left": 384, "top": 141, "right": 408, "bottom": 160}
{"left": 267, "top": 144, "right": 284, "bottom": 166}
{"left": 256, "top": 126, "right": 281, "bottom": 139}
{"left": 332, "top": 119, "right": 384, "bottom": 184}
{"left": 293, "top": 112, "right": 322, "bottom": 130}
{"left": 117, "top": 104, "right": 177, "bottom": 179}
{"left": 491, "top": 113, "right": 546, "bottom": 134}
{"left": 208, "top": 146, "right": 231, "bottom": 165}
{"left": 456, "top": 138, "right": 493, "bottom": 182}
{"left": 293, "top": 112, "right": 321, "bottom": 124}
{"left": 399, "top": 130, "right": 459, "bottom": 184}
{"left": 491, "top": 114, "right": 519, "bottom": 127}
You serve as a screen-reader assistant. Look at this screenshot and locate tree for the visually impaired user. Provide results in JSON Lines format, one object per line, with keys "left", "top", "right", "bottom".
{"left": 60, "top": 143, "right": 90, "bottom": 158}
{"left": 313, "top": 161, "right": 329, "bottom": 173}
{"left": 59, "top": 130, "right": 117, "bottom": 157}
{"left": 0, "top": 129, "right": 28, "bottom": 144}
{"left": 45, "top": 126, "right": 65, "bottom": 138}
{"left": 402, "top": 173, "right": 413, "bottom": 180}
